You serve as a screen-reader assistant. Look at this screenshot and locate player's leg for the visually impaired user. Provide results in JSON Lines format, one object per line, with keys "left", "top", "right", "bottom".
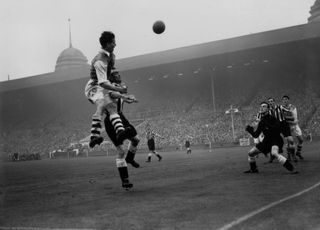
{"left": 296, "top": 135, "right": 304, "bottom": 159}
{"left": 284, "top": 123, "right": 296, "bottom": 162}
{"left": 146, "top": 153, "right": 152, "bottom": 162}
{"left": 281, "top": 122, "right": 295, "bottom": 162}
{"left": 104, "top": 113, "right": 133, "bottom": 188}
{"left": 267, "top": 142, "right": 283, "bottom": 164}
{"left": 146, "top": 139, "right": 154, "bottom": 162}
{"left": 187, "top": 147, "right": 191, "bottom": 154}
{"left": 287, "top": 135, "right": 297, "bottom": 162}
{"left": 294, "top": 126, "right": 304, "bottom": 159}
{"left": 146, "top": 149, "right": 162, "bottom": 162}
{"left": 149, "top": 139, "right": 162, "bottom": 161}
{"left": 126, "top": 136, "right": 140, "bottom": 168}
{"left": 270, "top": 145, "right": 296, "bottom": 173}
{"left": 268, "top": 153, "right": 276, "bottom": 163}
{"left": 116, "top": 146, "right": 133, "bottom": 190}
{"left": 155, "top": 151, "right": 162, "bottom": 161}
{"left": 89, "top": 99, "right": 105, "bottom": 148}
{"left": 152, "top": 150, "right": 162, "bottom": 161}
{"left": 244, "top": 147, "right": 260, "bottom": 173}
{"left": 117, "top": 113, "right": 140, "bottom": 167}
{"left": 268, "top": 144, "right": 283, "bottom": 164}
{"left": 106, "top": 102, "right": 125, "bottom": 137}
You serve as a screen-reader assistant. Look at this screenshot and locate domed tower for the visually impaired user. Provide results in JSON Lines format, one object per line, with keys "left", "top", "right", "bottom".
{"left": 55, "top": 19, "right": 88, "bottom": 71}
{"left": 308, "top": 0, "right": 320, "bottom": 23}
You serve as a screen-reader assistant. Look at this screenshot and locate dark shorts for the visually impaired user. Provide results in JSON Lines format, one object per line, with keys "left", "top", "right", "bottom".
{"left": 256, "top": 136, "right": 284, "bottom": 154}
{"left": 147, "top": 139, "right": 155, "bottom": 151}
{"left": 104, "top": 112, "right": 137, "bottom": 147}
{"left": 280, "top": 121, "right": 291, "bottom": 137}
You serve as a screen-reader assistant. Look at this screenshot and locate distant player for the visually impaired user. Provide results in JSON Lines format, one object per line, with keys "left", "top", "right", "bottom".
{"left": 185, "top": 137, "right": 192, "bottom": 154}
{"left": 145, "top": 126, "right": 163, "bottom": 162}
{"left": 244, "top": 102, "right": 297, "bottom": 174}
{"left": 305, "top": 129, "right": 312, "bottom": 142}
{"left": 281, "top": 95, "right": 304, "bottom": 160}
{"left": 84, "top": 31, "right": 131, "bottom": 148}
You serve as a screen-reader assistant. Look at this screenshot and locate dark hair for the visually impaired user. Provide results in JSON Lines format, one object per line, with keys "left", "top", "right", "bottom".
{"left": 109, "top": 71, "right": 121, "bottom": 84}
{"left": 99, "top": 31, "right": 115, "bottom": 48}
{"left": 282, "top": 95, "right": 290, "bottom": 100}
{"left": 260, "top": 101, "right": 270, "bottom": 108}
{"left": 267, "top": 97, "right": 275, "bottom": 102}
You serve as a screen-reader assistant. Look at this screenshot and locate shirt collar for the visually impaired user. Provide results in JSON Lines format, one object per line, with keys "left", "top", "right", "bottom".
{"left": 100, "top": 49, "right": 111, "bottom": 57}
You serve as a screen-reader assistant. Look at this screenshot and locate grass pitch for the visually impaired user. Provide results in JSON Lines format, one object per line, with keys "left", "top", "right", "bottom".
{"left": 1, "top": 142, "right": 320, "bottom": 230}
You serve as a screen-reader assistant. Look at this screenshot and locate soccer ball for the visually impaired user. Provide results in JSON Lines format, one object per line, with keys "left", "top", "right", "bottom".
{"left": 153, "top": 20, "right": 165, "bottom": 34}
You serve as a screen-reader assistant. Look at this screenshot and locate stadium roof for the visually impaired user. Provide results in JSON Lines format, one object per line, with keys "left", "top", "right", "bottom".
{"left": 1, "top": 22, "right": 320, "bottom": 92}
{"left": 117, "top": 22, "right": 320, "bottom": 72}
{"left": 55, "top": 47, "right": 88, "bottom": 71}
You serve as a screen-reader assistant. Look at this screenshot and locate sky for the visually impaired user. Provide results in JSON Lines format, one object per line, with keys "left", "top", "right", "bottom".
{"left": 0, "top": 0, "right": 316, "bottom": 82}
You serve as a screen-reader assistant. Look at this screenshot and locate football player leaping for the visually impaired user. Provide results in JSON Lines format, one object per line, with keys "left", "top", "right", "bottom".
{"left": 84, "top": 31, "right": 132, "bottom": 149}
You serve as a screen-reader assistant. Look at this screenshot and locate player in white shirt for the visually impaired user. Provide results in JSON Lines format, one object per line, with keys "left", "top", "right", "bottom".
{"left": 281, "top": 95, "right": 304, "bottom": 160}
{"left": 85, "top": 31, "right": 132, "bottom": 148}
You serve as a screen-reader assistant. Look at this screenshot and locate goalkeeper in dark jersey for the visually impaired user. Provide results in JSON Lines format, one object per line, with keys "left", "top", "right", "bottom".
{"left": 244, "top": 102, "right": 297, "bottom": 174}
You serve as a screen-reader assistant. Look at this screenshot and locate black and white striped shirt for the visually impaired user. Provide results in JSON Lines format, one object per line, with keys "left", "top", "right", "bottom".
{"left": 270, "top": 105, "right": 286, "bottom": 122}
{"left": 257, "top": 105, "right": 285, "bottom": 122}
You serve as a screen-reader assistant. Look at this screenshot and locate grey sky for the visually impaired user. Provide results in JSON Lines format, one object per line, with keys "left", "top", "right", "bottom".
{"left": 0, "top": 0, "right": 315, "bottom": 82}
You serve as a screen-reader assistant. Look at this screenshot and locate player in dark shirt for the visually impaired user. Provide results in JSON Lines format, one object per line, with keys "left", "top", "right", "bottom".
{"left": 103, "top": 71, "right": 140, "bottom": 190}
{"left": 145, "top": 128, "right": 163, "bottom": 162}
{"left": 244, "top": 102, "right": 297, "bottom": 174}
{"left": 269, "top": 97, "right": 297, "bottom": 162}
{"left": 185, "top": 139, "right": 192, "bottom": 154}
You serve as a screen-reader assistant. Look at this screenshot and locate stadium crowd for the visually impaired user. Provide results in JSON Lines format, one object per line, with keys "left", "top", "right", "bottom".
{"left": 1, "top": 71, "right": 320, "bottom": 160}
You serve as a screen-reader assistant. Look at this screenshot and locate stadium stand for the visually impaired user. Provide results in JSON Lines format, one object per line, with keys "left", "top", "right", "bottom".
{"left": 1, "top": 22, "right": 320, "bottom": 160}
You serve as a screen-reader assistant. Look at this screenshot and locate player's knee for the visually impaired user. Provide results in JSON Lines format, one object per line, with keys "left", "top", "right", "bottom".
{"left": 131, "top": 137, "right": 140, "bottom": 146}
{"left": 92, "top": 113, "right": 102, "bottom": 120}
{"left": 95, "top": 104, "right": 105, "bottom": 116}
{"left": 96, "top": 98, "right": 106, "bottom": 107}
{"left": 248, "top": 156, "right": 255, "bottom": 162}
{"left": 248, "top": 149, "right": 257, "bottom": 158}
{"left": 116, "top": 146, "right": 126, "bottom": 158}
{"left": 271, "top": 146, "right": 279, "bottom": 156}
{"left": 116, "top": 158, "right": 127, "bottom": 168}
{"left": 105, "top": 103, "right": 117, "bottom": 114}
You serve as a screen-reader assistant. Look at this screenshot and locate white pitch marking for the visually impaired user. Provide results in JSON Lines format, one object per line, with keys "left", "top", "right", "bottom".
{"left": 217, "top": 181, "right": 320, "bottom": 230}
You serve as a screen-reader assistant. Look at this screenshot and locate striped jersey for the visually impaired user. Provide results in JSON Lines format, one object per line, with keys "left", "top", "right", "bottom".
{"left": 270, "top": 105, "right": 286, "bottom": 122}
{"left": 256, "top": 105, "right": 286, "bottom": 122}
